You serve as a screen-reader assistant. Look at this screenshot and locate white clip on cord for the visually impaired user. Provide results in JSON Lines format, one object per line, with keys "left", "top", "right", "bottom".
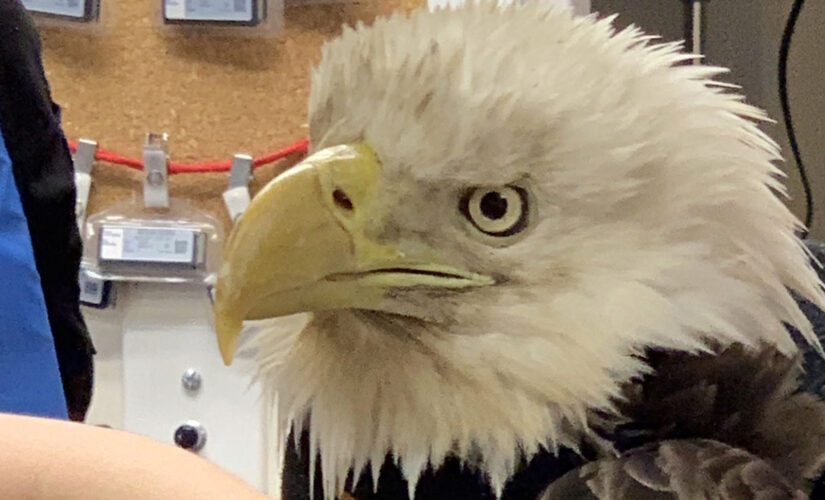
{"left": 223, "top": 154, "right": 252, "bottom": 222}
{"left": 143, "top": 133, "right": 170, "bottom": 209}
{"left": 73, "top": 138, "right": 98, "bottom": 232}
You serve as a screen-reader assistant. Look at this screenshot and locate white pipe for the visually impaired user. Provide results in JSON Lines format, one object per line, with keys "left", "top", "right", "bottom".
{"left": 692, "top": 0, "right": 703, "bottom": 64}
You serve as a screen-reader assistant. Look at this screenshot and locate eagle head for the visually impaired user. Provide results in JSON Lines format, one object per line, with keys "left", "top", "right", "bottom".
{"left": 213, "top": 2, "right": 824, "bottom": 498}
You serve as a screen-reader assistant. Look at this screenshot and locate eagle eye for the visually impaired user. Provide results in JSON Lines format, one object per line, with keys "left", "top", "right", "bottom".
{"left": 460, "top": 185, "right": 529, "bottom": 238}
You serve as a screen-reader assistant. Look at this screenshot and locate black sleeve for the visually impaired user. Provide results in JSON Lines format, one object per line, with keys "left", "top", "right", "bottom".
{"left": 0, "top": 0, "right": 94, "bottom": 421}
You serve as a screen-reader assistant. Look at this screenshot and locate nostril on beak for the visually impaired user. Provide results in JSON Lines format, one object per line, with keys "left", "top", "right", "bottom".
{"left": 332, "top": 188, "right": 354, "bottom": 211}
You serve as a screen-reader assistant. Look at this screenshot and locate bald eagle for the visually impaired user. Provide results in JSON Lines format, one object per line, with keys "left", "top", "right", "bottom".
{"left": 213, "top": 3, "right": 825, "bottom": 499}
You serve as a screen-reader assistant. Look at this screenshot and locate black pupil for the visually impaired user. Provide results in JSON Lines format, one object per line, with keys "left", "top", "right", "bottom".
{"left": 479, "top": 191, "right": 508, "bottom": 220}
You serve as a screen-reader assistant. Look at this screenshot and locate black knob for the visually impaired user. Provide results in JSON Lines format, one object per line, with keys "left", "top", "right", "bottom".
{"left": 174, "top": 421, "right": 206, "bottom": 452}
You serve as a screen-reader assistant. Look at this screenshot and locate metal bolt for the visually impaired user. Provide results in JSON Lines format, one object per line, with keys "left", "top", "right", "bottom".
{"left": 174, "top": 420, "right": 207, "bottom": 452}
{"left": 147, "top": 170, "right": 165, "bottom": 187}
{"left": 181, "top": 368, "right": 202, "bottom": 392}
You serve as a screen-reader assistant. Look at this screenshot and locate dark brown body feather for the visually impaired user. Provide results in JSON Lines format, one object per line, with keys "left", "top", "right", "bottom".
{"left": 542, "top": 439, "right": 804, "bottom": 499}
{"left": 542, "top": 344, "right": 825, "bottom": 499}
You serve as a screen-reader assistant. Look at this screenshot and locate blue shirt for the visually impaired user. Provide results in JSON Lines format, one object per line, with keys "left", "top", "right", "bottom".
{"left": 0, "top": 118, "right": 67, "bottom": 419}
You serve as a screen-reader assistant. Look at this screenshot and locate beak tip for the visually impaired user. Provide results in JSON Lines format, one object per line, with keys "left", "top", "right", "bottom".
{"left": 219, "top": 343, "right": 236, "bottom": 366}
{"left": 215, "top": 312, "right": 241, "bottom": 367}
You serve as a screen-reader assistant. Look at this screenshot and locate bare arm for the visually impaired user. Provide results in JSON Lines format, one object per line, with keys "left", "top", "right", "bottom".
{"left": 0, "top": 413, "right": 270, "bottom": 500}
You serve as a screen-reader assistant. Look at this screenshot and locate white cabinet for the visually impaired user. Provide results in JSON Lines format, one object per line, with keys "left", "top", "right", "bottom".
{"left": 84, "top": 282, "right": 269, "bottom": 493}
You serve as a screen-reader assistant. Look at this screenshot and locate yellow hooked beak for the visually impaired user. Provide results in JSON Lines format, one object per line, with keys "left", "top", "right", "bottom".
{"left": 213, "top": 144, "right": 493, "bottom": 365}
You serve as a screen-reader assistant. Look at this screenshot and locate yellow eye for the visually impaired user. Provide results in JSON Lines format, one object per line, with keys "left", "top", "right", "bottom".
{"left": 460, "top": 185, "right": 529, "bottom": 237}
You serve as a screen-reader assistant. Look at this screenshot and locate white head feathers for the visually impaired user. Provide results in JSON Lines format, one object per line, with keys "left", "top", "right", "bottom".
{"left": 253, "top": 3, "right": 825, "bottom": 499}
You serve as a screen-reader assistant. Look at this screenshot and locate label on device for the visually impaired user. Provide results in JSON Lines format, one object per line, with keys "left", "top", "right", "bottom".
{"left": 22, "top": 0, "right": 94, "bottom": 19}
{"left": 163, "top": 0, "right": 256, "bottom": 23}
{"left": 99, "top": 226, "right": 198, "bottom": 265}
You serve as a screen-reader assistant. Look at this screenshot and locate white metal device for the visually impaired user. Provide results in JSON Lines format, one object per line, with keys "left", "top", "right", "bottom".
{"left": 21, "top": 0, "right": 98, "bottom": 20}
{"left": 120, "top": 284, "right": 268, "bottom": 491}
{"left": 163, "top": 0, "right": 265, "bottom": 24}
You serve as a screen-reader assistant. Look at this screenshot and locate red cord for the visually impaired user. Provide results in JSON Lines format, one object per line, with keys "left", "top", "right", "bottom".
{"left": 67, "top": 138, "right": 310, "bottom": 174}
